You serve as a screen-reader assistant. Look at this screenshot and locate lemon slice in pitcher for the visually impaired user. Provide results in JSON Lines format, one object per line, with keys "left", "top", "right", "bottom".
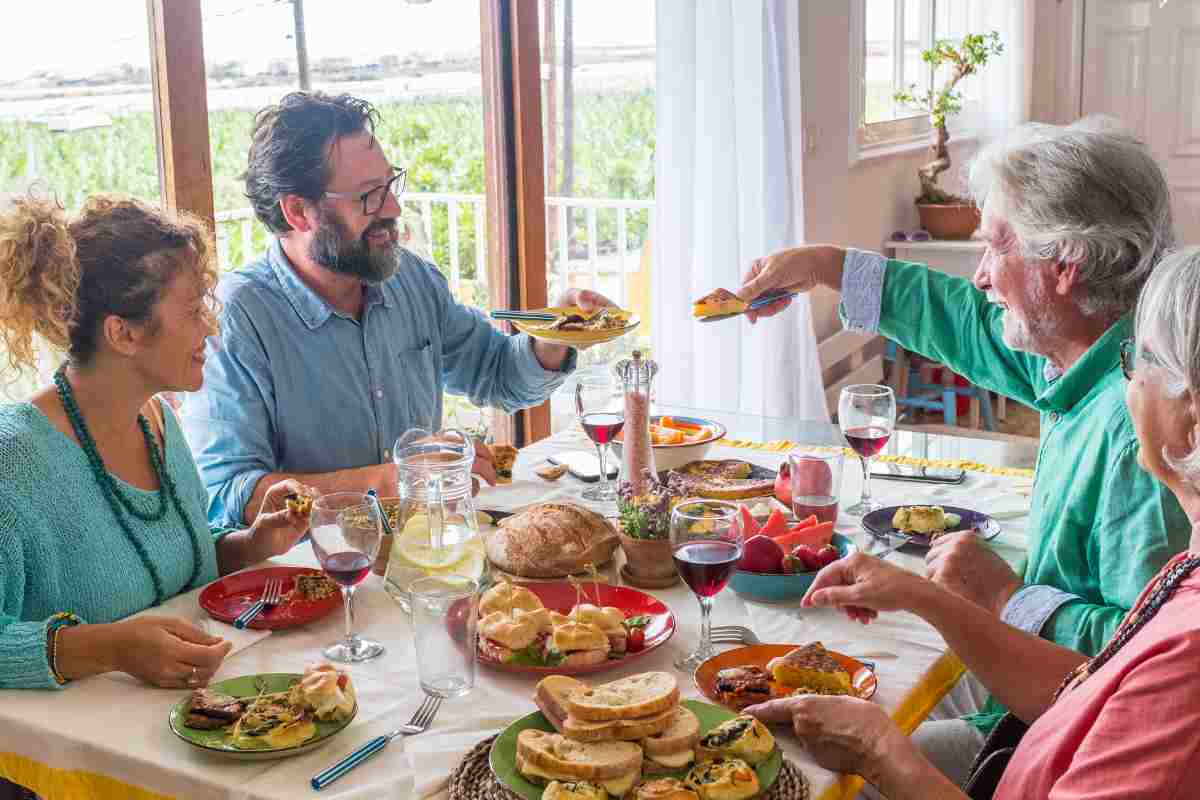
{"left": 393, "top": 527, "right": 467, "bottom": 570}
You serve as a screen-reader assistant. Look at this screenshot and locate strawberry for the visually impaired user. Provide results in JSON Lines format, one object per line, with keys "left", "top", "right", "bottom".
{"left": 627, "top": 627, "right": 646, "bottom": 652}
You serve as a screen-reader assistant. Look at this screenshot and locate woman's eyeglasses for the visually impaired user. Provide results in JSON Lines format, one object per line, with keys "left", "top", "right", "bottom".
{"left": 1121, "top": 337, "right": 1164, "bottom": 380}
{"left": 323, "top": 166, "right": 407, "bottom": 216}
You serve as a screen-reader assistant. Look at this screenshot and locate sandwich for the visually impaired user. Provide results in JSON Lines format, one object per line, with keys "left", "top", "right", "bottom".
{"left": 692, "top": 288, "right": 748, "bottom": 319}
{"left": 516, "top": 729, "right": 642, "bottom": 799}
{"left": 544, "top": 781, "right": 610, "bottom": 800}
{"left": 478, "top": 611, "right": 542, "bottom": 663}
{"left": 683, "top": 757, "right": 761, "bottom": 800}
{"left": 766, "top": 642, "right": 853, "bottom": 695}
{"left": 546, "top": 621, "right": 612, "bottom": 668}
{"left": 713, "top": 666, "right": 772, "bottom": 710}
{"left": 567, "top": 604, "right": 629, "bottom": 655}
{"left": 563, "top": 672, "right": 679, "bottom": 723}
{"left": 633, "top": 778, "right": 700, "bottom": 800}
{"left": 695, "top": 716, "right": 775, "bottom": 766}
{"left": 288, "top": 663, "right": 356, "bottom": 722}
{"left": 478, "top": 581, "right": 544, "bottom": 618}
{"left": 640, "top": 705, "right": 701, "bottom": 774}
{"left": 536, "top": 675, "right": 675, "bottom": 742}
{"left": 492, "top": 444, "right": 518, "bottom": 483}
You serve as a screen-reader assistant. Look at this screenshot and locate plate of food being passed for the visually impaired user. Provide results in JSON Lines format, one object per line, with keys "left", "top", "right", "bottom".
{"left": 510, "top": 306, "right": 640, "bottom": 347}
{"left": 199, "top": 566, "right": 342, "bottom": 630}
{"left": 694, "top": 643, "right": 878, "bottom": 711}
{"left": 168, "top": 664, "right": 357, "bottom": 761}
{"left": 861, "top": 504, "right": 1000, "bottom": 548}
{"left": 453, "top": 579, "right": 676, "bottom": 676}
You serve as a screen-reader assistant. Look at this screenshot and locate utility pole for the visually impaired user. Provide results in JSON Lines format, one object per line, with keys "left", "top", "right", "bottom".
{"left": 293, "top": 0, "right": 311, "bottom": 90}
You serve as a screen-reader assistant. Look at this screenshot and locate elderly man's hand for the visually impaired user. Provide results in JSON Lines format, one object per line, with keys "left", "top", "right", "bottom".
{"left": 746, "top": 695, "right": 905, "bottom": 784}
{"left": 801, "top": 551, "right": 930, "bottom": 623}
{"left": 737, "top": 246, "right": 843, "bottom": 323}
{"left": 555, "top": 287, "right": 615, "bottom": 315}
{"left": 925, "top": 532, "right": 1022, "bottom": 616}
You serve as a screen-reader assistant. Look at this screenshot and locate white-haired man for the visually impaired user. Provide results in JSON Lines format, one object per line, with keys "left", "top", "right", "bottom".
{"left": 737, "top": 120, "right": 1190, "bottom": 784}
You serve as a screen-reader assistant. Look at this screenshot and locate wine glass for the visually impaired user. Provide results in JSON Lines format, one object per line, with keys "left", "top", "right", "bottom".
{"left": 576, "top": 381, "right": 623, "bottom": 502}
{"left": 670, "top": 499, "right": 743, "bottom": 672}
{"left": 310, "top": 492, "right": 386, "bottom": 663}
{"left": 838, "top": 384, "right": 897, "bottom": 515}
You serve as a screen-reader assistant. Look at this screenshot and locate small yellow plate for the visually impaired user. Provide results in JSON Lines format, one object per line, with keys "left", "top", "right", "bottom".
{"left": 510, "top": 306, "right": 640, "bottom": 346}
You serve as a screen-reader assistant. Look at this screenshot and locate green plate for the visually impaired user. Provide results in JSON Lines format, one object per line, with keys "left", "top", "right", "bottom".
{"left": 489, "top": 699, "right": 782, "bottom": 798}
{"left": 168, "top": 673, "right": 357, "bottom": 761}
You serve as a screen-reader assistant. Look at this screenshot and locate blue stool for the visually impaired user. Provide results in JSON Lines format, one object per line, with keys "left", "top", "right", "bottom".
{"left": 886, "top": 342, "right": 995, "bottom": 430}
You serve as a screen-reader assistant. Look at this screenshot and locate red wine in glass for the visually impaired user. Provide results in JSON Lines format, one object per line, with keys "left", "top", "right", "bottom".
{"left": 581, "top": 412, "right": 625, "bottom": 445}
{"left": 792, "top": 495, "right": 839, "bottom": 525}
{"left": 843, "top": 426, "right": 890, "bottom": 458}
{"left": 322, "top": 551, "right": 372, "bottom": 587}
{"left": 673, "top": 541, "right": 742, "bottom": 598}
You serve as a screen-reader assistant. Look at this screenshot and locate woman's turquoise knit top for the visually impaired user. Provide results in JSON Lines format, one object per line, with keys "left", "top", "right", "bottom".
{"left": 0, "top": 401, "right": 219, "bottom": 689}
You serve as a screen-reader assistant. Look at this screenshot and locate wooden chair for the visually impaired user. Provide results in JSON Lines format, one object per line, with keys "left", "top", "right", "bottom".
{"left": 888, "top": 343, "right": 997, "bottom": 430}
{"left": 818, "top": 328, "right": 884, "bottom": 420}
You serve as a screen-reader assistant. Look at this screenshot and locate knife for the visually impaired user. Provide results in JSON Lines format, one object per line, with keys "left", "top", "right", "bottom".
{"left": 697, "top": 288, "right": 802, "bottom": 323}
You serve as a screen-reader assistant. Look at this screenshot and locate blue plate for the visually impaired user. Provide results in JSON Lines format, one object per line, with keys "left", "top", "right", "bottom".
{"left": 729, "top": 533, "right": 856, "bottom": 603}
{"left": 861, "top": 505, "right": 1000, "bottom": 548}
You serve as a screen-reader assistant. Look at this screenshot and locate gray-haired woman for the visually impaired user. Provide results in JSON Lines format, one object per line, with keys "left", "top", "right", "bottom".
{"left": 749, "top": 246, "right": 1200, "bottom": 798}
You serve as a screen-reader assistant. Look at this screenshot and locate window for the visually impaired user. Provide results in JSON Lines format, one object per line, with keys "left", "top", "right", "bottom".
{"left": 854, "top": 0, "right": 975, "bottom": 152}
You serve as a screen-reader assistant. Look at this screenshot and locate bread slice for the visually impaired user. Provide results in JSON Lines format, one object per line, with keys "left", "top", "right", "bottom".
{"left": 642, "top": 705, "right": 701, "bottom": 757}
{"left": 563, "top": 672, "right": 679, "bottom": 722}
{"left": 563, "top": 706, "right": 677, "bottom": 742}
{"left": 516, "top": 729, "right": 643, "bottom": 781}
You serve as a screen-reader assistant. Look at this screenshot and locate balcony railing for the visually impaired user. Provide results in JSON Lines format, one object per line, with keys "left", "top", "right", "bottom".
{"left": 215, "top": 193, "right": 655, "bottom": 309}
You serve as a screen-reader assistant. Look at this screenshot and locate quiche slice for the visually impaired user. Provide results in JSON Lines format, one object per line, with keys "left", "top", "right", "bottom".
{"left": 766, "top": 642, "right": 853, "bottom": 695}
{"left": 692, "top": 288, "right": 748, "bottom": 319}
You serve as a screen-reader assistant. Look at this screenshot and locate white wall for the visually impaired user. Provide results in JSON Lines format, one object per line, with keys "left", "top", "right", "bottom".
{"left": 799, "top": 3, "right": 981, "bottom": 341}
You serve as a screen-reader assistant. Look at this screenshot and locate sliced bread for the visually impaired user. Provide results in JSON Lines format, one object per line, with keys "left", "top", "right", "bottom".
{"left": 562, "top": 706, "right": 677, "bottom": 742}
{"left": 641, "top": 705, "right": 701, "bottom": 756}
{"left": 516, "top": 729, "right": 643, "bottom": 780}
{"left": 563, "top": 671, "right": 679, "bottom": 722}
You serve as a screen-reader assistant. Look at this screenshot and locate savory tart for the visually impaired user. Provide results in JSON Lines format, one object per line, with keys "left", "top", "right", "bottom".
{"left": 634, "top": 777, "right": 700, "bottom": 800}
{"left": 492, "top": 444, "right": 518, "bottom": 483}
{"left": 695, "top": 716, "right": 776, "bottom": 766}
{"left": 713, "top": 666, "right": 773, "bottom": 710}
{"left": 683, "top": 756, "right": 761, "bottom": 800}
{"left": 543, "top": 781, "right": 610, "bottom": 800}
{"left": 667, "top": 460, "right": 775, "bottom": 501}
{"left": 692, "top": 288, "right": 748, "bottom": 319}
{"left": 766, "top": 642, "right": 853, "bottom": 695}
{"left": 289, "top": 571, "right": 338, "bottom": 602}
{"left": 536, "top": 463, "right": 570, "bottom": 481}
{"left": 284, "top": 492, "right": 313, "bottom": 515}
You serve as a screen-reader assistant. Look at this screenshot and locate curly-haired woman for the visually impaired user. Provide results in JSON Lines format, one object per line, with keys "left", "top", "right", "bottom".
{"left": 0, "top": 195, "right": 313, "bottom": 692}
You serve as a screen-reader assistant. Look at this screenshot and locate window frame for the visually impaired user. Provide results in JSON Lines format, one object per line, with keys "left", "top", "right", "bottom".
{"left": 850, "top": 0, "right": 937, "bottom": 163}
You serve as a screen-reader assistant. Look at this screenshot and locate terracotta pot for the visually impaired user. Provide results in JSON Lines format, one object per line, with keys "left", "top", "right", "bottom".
{"left": 916, "top": 202, "right": 981, "bottom": 240}
{"left": 619, "top": 533, "right": 676, "bottom": 580}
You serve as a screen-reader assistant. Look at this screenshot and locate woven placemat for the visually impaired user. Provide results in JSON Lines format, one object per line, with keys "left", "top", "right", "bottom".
{"left": 448, "top": 735, "right": 811, "bottom": 800}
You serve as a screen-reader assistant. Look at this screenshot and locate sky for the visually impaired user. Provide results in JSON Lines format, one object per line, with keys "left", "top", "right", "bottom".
{"left": 0, "top": 0, "right": 656, "bottom": 83}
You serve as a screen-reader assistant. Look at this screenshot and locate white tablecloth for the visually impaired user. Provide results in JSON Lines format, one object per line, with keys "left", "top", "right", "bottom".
{"left": 0, "top": 429, "right": 1032, "bottom": 800}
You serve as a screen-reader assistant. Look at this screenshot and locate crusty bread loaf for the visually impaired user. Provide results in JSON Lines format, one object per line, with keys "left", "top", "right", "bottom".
{"left": 563, "top": 672, "right": 679, "bottom": 722}
{"left": 516, "top": 729, "right": 642, "bottom": 780}
{"left": 486, "top": 503, "right": 619, "bottom": 578}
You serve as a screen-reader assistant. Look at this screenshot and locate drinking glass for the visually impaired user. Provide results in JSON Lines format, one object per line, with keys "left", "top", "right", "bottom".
{"left": 789, "top": 449, "right": 844, "bottom": 524}
{"left": 576, "top": 381, "right": 623, "bottom": 502}
{"left": 838, "top": 384, "right": 896, "bottom": 515}
{"left": 670, "top": 499, "right": 743, "bottom": 672}
{"left": 410, "top": 575, "right": 478, "bottom": 698}
{"left": 310, "top": 492, "right": 386, "bottom": 663}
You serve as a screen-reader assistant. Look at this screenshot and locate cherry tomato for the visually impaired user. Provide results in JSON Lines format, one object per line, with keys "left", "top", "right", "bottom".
{"left": 627, "top": 627, "right": 646, "bottom": 652}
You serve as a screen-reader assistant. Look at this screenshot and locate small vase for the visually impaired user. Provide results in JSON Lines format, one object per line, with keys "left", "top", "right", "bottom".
{"left": 618, "top": 533, "right": 679, "bottom": 588}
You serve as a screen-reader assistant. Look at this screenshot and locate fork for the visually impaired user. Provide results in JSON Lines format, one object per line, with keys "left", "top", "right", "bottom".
{"left": 311, "top": 693, "right": 443, "bottom": 791}
{"left": 710, "top": 624, "right": 761, "bottom": 645}
{"left": 233, "top": 577, "right": 282, "bottom": 629}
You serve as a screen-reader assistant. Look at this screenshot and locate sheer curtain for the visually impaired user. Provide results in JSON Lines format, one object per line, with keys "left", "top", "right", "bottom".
{"left": 653, "top": 0, "right": 826, "bottom": 421}
{"left": 950, "top": 0, "right": 1035, "bottom": 139}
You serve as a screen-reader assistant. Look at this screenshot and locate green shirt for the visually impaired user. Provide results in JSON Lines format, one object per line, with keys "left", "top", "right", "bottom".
{"left": 873, "top": 259, "right": 1190, "bottom": 731}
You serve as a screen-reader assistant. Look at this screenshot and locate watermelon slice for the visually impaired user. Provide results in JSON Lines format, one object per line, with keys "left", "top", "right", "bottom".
{"left": 738, "top": 505, "right": 759, "bottom": 538}
{"left": 774, "top": 521, "right": 835, "bottom": 551}
{"left": 758, "top": 508, "right": 789, "bottom": 539}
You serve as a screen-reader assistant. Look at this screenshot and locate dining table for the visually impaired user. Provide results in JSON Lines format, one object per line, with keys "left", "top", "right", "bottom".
{"left": 0, "top": 408, "right": 1036, "bottom": 800}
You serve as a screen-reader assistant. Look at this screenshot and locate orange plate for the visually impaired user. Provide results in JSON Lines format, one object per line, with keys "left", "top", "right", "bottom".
{"left": 199, "top": 566, "right": 342, "bottom": 630}
{"left": 694, "top": 644, "right": 878, "bottom": 709}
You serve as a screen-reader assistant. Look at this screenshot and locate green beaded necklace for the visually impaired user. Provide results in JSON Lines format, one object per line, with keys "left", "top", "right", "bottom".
{"left": 54, "top": 367, "right": 204, "bottom": 604}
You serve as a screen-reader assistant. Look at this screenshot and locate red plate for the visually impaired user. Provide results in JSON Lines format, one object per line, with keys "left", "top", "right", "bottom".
{"left": 199, "top": 566, "right": 342, "bottom": 630}
{"left": 453, "top": 582, "right": 676, "bottom": 676}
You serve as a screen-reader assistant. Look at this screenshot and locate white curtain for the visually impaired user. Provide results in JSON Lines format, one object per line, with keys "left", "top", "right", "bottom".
{"left": 653, "top": 0, "right": 827, "bottom": 421}
{"left": 950, "top": 0, "right": 1035, "bottom": 139}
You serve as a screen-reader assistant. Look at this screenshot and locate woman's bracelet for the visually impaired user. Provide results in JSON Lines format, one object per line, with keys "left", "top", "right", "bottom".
{"left": 46, "top": 612, "right": 82, "bottom": 685}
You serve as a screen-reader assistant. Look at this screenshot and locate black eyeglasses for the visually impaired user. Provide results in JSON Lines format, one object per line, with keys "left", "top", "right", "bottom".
{"left": 323, "top": 166, "right": 407, "bottom": 216}
{"left": 1120, "top": 337, "right": 1136, "bottom": 380}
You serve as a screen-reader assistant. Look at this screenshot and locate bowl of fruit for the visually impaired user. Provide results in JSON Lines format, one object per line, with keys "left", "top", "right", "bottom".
{"left": 729, "top": 506, "right": 855, "bottom": 603}
{"left": 612, "top": 415, "right": 727, "bottom": 473}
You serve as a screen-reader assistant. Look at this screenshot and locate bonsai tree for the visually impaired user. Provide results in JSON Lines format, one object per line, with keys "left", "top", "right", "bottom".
{"left": 894, "top": 31, "right": 1004, "bottom": 205}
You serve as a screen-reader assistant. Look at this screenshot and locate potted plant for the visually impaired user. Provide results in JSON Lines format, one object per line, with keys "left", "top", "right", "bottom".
{"left": 894, "top": 31, "right": 1004, "bottom": 239}
{"left": 616, "top": 471, "right": 680, "bottom": 588}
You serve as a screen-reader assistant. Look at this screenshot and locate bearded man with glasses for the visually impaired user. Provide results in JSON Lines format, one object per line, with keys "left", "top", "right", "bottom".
{"left": 182, "top": 92, "right": 613, "bottom": 528}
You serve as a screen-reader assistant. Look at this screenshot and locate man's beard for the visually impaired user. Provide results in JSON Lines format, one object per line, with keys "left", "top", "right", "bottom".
{"left": 309, "top": 207, "right": 400, "bottom": 284}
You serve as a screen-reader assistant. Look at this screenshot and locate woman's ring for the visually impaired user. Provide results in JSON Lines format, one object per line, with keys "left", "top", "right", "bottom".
{"left": 189, "top": 666, "right": 199, "bottom": 685}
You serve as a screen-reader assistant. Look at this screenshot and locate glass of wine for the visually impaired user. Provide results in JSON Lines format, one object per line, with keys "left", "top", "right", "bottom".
{"left": 576, "top": 381, "right": 623, "bottom": 502}
{"left": 838, "top": 384, "right": 896, "bottom": 515}
{"left": 670, "top": 499, "right": 744, "bottom": 672}
{"left": 310, "top": 492, "right": 386, "bottom": 663}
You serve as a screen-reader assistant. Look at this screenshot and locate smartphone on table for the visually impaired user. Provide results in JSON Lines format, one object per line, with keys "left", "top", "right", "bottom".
{"left": 870, "top": 463, "right": 966, "bottom": 484}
